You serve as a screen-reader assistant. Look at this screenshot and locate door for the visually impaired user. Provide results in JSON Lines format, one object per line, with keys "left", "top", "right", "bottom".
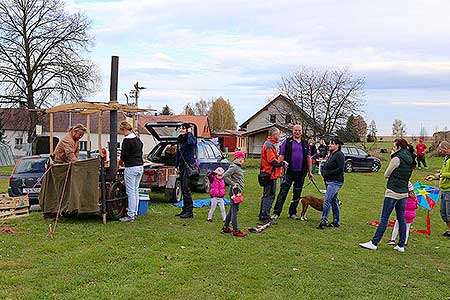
{"left": 356, "top": 148, "right": 373, "bottom": 169}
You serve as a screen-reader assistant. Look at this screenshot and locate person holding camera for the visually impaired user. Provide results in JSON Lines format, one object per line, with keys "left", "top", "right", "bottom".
{"left": 175, "top": 123, "right": 197, "bottom": 219}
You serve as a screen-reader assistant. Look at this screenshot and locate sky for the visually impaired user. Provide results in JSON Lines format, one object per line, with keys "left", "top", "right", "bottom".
{"left": 67, "top": 0, "right": 450, "bottom": 135}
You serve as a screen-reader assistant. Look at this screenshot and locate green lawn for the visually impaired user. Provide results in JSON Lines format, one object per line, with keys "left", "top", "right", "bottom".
{"left": 0, "top": 165, "right": 14, "bottom": 175}
{"left": 1, "top": 154, "right": 449, "bottom": 300}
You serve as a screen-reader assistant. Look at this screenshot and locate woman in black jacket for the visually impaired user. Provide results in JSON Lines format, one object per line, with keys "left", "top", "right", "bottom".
{"left": 175, "top": 123, "right": 197, "bottom": 219}
{"left": 318, "top": 137, "right": 345, "bottom": 229}
{"left": 119, "top": 121, "right": 144, "bottom": 222}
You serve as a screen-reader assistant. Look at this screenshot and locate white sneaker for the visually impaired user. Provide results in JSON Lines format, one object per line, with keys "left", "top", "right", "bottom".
{"left": 271, "top": 214, "right": 279, "bottom": 220}
{"left": 289, "top": 214, "right": 300, "bottom": 220}
{"left": 359, "top": 241, "right": 377, "bottom": 250}
{"left": 393, "top": 245, "right": 405, "bottom": 253}
{"left": 387, "top": 240, "right": 396, "bottom": 245}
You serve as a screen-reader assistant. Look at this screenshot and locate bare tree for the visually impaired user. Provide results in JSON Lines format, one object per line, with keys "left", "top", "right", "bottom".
{"left": 277, "top": 67, "right": 365, "bottom": 135}
{"left": 193, "top": 98, "right": 211, "bottom": 115}
{"left": 182, "top": 103, "right": 195, "bottom": 115}
{"left": 0, "top": 0, "right": 99, "bottom": 141}
{"left": 367, "top": 120, "right": 377, "bottom": 142}
{"left": 392, "top": 119, "right": 407, "bottom": 138}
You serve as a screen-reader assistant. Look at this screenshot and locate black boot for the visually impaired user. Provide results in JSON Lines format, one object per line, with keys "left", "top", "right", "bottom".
{"left": 179, "top": 212, "right": 194, "bottom": 218}
{"left": 175, "top": 209, "right": 186, "bottom": 217}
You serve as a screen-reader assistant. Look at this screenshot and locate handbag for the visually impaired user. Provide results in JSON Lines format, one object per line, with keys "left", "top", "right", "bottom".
{"left": 231, "top": 187, "right": 244, "bottom": 204}
{"left": 179, "top": 144, "right": 199, "bottom": 177}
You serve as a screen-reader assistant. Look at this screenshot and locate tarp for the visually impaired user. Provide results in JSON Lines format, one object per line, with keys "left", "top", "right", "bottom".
{"left": 39, "top": 158, "right": 100, "bottom": 214}
{"left": 173, "top": 198, "right": 230, "bottom": 208}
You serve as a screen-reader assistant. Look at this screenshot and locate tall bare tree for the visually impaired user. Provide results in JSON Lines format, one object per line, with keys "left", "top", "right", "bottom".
{"left": 392, "top": 119, "right": 407, "bottom": 138}
{"left": 0, "top": 0, "right": 99, "bottom": 141}
{"left": 277, "top": 67, "right": 365, "bottom": 135}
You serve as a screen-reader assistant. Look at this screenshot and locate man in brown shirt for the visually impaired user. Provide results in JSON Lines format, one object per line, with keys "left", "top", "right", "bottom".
{"left": 53, "top": 124, "right": 86, "bottom": 163}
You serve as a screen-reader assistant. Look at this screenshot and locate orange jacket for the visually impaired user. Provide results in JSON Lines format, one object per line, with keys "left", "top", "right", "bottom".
{"left": 260, "top": 137, "right": 284, "bottom": 179}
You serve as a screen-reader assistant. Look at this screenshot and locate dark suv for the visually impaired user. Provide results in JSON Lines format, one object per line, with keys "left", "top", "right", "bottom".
{"left": 341, "top": 145, "right": 381, "bottom": 173}
{"left": 141, "top": 122, "right": 230, "bottom": 202}
{"left": 8, "top": 155, "right": 50, "bottom": 205}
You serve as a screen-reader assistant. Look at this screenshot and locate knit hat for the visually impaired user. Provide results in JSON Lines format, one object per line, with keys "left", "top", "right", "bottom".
{"left": 214, "top": 167, "right": 225, "bottom": 176}
{"left": 233, "top": 151, "right": 245, "bottom": 160}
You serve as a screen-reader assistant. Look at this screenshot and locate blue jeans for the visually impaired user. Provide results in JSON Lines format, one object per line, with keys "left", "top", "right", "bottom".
{"left": 372, "top": 197, "right": 407, "bottom": 247}
{"left": 320, "top": 181, "right": 343, "bottom": 225}
{"left": 124, "top": 165, "right": 144, "bottom": 218}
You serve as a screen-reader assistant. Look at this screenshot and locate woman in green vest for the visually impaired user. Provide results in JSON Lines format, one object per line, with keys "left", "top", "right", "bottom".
{"left": 360, "top": 139, "right": 415, "bottom": 253}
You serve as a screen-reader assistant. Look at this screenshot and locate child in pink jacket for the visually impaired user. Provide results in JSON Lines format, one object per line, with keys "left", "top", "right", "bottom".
{"left": 207, "top": 167, "right": 227, "bottom": 222}
{"left": 388, "top": 182, "right": 418, "bottom": 246}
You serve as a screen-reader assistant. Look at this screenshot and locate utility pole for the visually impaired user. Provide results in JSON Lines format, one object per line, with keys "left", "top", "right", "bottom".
{"left": 129, "top": 82, "right": 146, "bottom": 134}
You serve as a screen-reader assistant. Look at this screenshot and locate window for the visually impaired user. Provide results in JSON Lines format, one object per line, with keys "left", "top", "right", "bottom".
{"left": 341, "top": 147, "right": 349, "bottom": 155}
{"left": 79, "top": 141, "right": 87, "bottom": 151}
{"left": 15, "top": 137, "right": 23, "bottom": 149}
{"left": 209, "top": 142, "right": 222, "bottom": 158}
{"left": 198, "top": 145, "right": 206, "bottom": 159}
{"left": 357, "top": 148, "right": 368, "bottom": 156}
{"left": 269, "top": 114, "right": 276, "bottom": 123}
{"left": 285, "top": 114, "right": 292, "bottom": 124}
{"left": 203, "top": 143, "right": 215, "bottom": 158}
{"left": 349, "top": 147, "right": 358, "bottom": 155}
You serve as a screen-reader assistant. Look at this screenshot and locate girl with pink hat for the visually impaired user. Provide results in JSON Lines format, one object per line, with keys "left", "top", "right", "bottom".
{"left": 207, "top": 167, "right": 227, "bottom": 222}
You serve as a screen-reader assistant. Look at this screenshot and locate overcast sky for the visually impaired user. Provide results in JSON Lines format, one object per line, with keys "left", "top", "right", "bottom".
{"left": 68, "top": 0, "right": 450, "bottom": 135}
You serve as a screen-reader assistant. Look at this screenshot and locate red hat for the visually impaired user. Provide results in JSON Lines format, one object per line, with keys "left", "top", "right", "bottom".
{"left": 233, "top": 151, "right": 245, "bottom": 160}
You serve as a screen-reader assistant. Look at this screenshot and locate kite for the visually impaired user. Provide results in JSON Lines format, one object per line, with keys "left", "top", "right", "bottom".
{"left": 368, "top": 182, "right": 440, "bottom": 235}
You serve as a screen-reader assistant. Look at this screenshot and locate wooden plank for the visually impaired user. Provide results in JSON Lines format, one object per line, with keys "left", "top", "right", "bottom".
{"left": 86, "top": 114, "right": 91, "bottom": 151}
{"left": 0, "top": 195, "right": 29, "bottom": 209}
{"left": 50, "top": 112, "right": 54, "bottom": 154}
{"left": 98, "top": 112, "right": 102, "bottom": 155}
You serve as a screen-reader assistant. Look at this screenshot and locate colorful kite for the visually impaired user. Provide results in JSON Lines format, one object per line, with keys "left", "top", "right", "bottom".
{"left": 413, "top": 181, "right": 440, "bottom": 211}
{"left": 368, "top": 182, "right": 440, "bottom": 235}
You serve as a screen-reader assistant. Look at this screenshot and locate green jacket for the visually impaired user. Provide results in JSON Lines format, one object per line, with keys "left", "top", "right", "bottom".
{"left": 440, "top": 155, "right": 450, "bottom": 192}
{"left": 387, "top": 149, "right": 414, "bottom": 193}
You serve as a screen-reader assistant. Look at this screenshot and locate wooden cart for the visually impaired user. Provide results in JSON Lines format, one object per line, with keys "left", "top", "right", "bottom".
{"left": 45, "top": 101, "right": 153, "bottom": 224}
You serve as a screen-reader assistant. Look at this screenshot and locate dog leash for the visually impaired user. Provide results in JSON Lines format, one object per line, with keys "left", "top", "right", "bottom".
{"left": 304, "top": 178, "right": 325, "bottom": 194}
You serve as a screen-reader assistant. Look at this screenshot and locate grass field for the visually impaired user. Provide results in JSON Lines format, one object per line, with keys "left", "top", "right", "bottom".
{"left": 1, "top": 147, "right": 449, "bottom": 299}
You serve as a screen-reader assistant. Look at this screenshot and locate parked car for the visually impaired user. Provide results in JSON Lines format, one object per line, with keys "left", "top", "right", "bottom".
{"left": 141, "top": 122, "right": 230, "bottom": 202}
{"left": 8, "top": 154, "right": 50, "bottom": 205}
{"left": 341, "top": 145, "right": 381, "bottom": 173}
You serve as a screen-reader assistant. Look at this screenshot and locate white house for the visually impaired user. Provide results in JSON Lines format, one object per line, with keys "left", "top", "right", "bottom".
{"left": 239, "top": 95, "right": 322, "bottom": 157}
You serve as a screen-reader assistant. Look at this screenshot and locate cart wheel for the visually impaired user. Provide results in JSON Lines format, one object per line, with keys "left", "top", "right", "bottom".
{"left": 107, "top": 181, "right": 128, "bottom": 220}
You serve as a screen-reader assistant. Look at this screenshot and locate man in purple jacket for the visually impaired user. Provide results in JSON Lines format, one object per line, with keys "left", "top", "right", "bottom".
{"left": 271, "top": 124, "right": 313, "bottom": 220}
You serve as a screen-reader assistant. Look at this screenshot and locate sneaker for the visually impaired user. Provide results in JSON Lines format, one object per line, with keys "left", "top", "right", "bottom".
{"left": 327, "top": 222, "right": 340, "bottom": 228}
{"left": 221, "top": 227, "right": 233, "bottom": 234}
{"left": 387, "top": 240, "right": 396, "bottom": 245}
{"left": 271, "top": 214, "right": 279, "bottom": 220}
{"left": 119, "top": 216, "right": 135, "bottom": 222}
{"left": 393, "top": 245, "right": 405, "bottom": 253}
{"left": 232, "top": 230, "right": 247, "bottom": 237}
{"left": 359, "top": 241, "right": 378, "bottom": 250}
{"left": 317, "top": 222, "right": 327, "bottom": 229}
{"left": 289, "top": 214, "right": 300, "bottom": 220}
{"left": 207, "top": 219, "right": 213, "bottom": 222}
{"left": 442, "top": 231, "right": 450, "bottom": 237}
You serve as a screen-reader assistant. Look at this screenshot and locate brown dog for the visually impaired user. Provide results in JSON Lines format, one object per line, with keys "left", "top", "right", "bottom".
{"left": 297, "top": 195, "right": 324, "bottom": 221}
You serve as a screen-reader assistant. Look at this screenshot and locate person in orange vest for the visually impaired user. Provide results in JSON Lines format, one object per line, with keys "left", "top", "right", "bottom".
{"left": 258, "top": 127, "right": 287, "bottom": 224}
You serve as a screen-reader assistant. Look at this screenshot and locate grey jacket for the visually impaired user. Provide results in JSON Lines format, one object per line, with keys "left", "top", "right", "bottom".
{"left": 223, "top": 163, "right": 244, "bottom": 192}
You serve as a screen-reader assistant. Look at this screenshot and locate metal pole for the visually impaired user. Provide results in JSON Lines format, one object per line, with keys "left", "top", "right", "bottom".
{"left": 109, "top": 56, "right": 119, "bottom": 181}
